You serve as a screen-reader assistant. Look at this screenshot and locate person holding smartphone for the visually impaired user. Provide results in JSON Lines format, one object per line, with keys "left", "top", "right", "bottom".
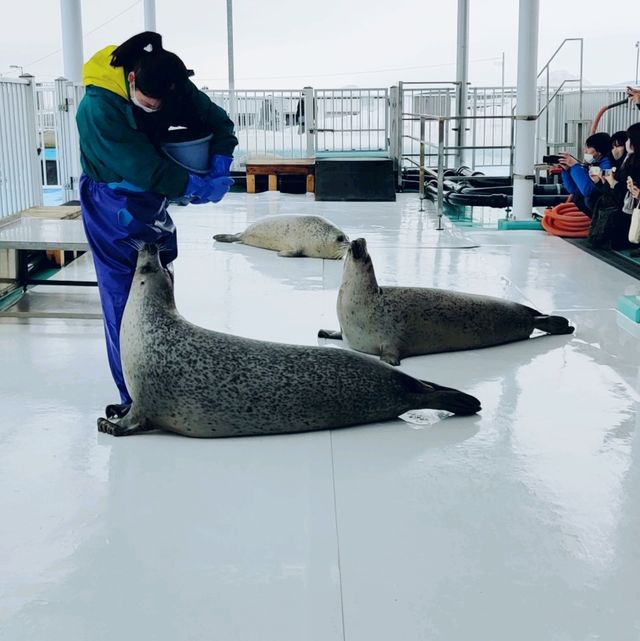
{"left": 588, "top": 123, "right": 640, "bottom": 250}
{"left": 557, "top": 132, "right": 612, "bottom": 215}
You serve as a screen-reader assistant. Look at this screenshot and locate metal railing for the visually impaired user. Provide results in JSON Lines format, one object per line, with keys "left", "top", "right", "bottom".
{"left": 0, "top": 77, "right": 42, "bottom": 220}
{"left": 404, "top": 111, "right": 525, "bottom": 228}
{"left": 54, "top": 79, "right": 84, "bottom": 202}
{"left": 2, "top": 74, "right": 638, "bottom": 221}
{"left": 204, "top": 87, "right": 389, "bottom": 168}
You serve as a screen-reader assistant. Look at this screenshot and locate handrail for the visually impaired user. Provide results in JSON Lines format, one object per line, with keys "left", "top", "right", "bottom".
{"left": 536, "top": 38, "right": 583, "bottom": 81}
{"left": 403, "top": 111, "right": 528, "bottom": 228}
{"left": 538, "top": 38, "right": 584, "bottom": 152}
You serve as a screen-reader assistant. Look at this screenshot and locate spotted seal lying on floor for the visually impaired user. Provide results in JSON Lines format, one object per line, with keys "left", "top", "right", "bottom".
{"left": 318, "top": 238, "right": 575, "bottom": 365}
{"left": 96, "top": 244, "right": 481, "bottom": 437}
{"left": 213, "top": 214, "right": 349, "bottom": 258}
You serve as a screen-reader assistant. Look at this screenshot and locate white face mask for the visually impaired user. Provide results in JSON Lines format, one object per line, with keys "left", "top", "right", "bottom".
{"left": 583, "top": 153, "right": 594, "bottom": 164}
{"left": 130, "top": 83, "right": 159, "bottom": 113}
{"left": 612, "top": 146, "right": 625, "bottom": 161}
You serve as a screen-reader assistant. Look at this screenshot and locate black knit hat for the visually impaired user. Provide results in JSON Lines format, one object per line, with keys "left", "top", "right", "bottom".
{"left": 585, "top": 132, "right": 611, "bottom": 156}
{"left": 111, "top": 31, "right": 194, "bottom": 99}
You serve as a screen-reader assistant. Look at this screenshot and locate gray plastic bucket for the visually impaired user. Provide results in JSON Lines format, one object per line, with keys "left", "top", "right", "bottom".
{"left": 161, "top": 132, "right": 213, "bottom": 175}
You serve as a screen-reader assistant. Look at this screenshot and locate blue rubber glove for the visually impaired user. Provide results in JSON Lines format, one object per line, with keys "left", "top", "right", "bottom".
{"left": 183, "top": 173, "right": 234, "bottom": 204}
{"left": 208, "top": 154, "right": 233, "bottom": 178}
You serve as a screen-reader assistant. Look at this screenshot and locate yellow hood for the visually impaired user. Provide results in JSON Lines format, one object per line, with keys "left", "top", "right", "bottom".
{"left": 82, "top": 45, "right": 129, "bottom": 100}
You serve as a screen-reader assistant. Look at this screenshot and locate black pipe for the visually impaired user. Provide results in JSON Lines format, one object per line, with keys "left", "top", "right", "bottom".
{"left": 446, "top": 192, "right": 568, "bottom": 208}
{"left": 456, "top": 184, "right": 567, "bottom": 196}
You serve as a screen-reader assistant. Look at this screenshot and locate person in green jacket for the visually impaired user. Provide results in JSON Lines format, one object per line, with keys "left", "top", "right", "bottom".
{"left": 76, "top": 31, "right": 238, "bottom": 420}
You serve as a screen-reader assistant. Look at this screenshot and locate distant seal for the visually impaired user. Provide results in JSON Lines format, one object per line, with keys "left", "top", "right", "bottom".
{"left": 97, "top": 244, "right": 481, "bottom": 437}
{"left": 213, "top": 214, "right": 349, "bottom": 259}
{"left": 318, "top": 238, "right": 575, "bottom": 366}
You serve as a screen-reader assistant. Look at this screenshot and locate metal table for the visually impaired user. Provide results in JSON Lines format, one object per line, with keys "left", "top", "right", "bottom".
{"left": 0, "top": 218, "right": 101, "bottom": 319}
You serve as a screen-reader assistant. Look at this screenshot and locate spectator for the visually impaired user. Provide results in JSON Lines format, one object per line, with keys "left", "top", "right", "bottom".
{"left": 589, "top": 123, "right": 640, "bottom": 250}
{"left": 610, "top": 130, "right": 628, "bottom": 171}
{"left": 558, "top": 132, "right": 612, "bottom": 214}
{"left": 626, "top": 86, "right": 640, "bottom": 109}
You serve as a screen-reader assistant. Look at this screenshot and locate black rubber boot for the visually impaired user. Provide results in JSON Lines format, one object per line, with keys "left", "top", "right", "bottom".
{"left": 105, "top": 403, "right": 132, "bottom": 420}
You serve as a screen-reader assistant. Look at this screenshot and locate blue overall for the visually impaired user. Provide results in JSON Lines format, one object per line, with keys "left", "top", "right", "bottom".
{"left": 80, "top": 174, "right": 178, "bottom": 405}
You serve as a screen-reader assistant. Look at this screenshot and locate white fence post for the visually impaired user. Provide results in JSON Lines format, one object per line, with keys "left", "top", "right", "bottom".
{"left": 54, "top": 77, "right": 83, "bottom": 202}
{"left": 302, "top": 86, "right": 315, "bottom": 158}
{"left": 24, "top": 75, "right": 43, "bottom": 207}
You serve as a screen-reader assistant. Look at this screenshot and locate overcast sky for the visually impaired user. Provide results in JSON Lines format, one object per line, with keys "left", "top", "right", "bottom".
{"left": 1, "top": 0, "right": 639, "bottom": 89}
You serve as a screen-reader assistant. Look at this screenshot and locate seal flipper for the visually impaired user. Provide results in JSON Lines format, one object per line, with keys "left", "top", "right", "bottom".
{"left": 213, "top": 233, "right": 242, "bottom": 243}
{"left": 380, "top": 344, "right": 401, "bottom": 366}
{"left": 277, "top": 249, "right": 304, "bottom": 257}
{"left": 533, "top": 315, "right": 575, "bottom": 335}
{"left": 318, "top": 329, "right": 343, "bottom": 340}
{"left": 417, "top": 379, "right": 481, "bottom": 416}
{"left": 97, "top": 406, "right": 154, "bottom": 437}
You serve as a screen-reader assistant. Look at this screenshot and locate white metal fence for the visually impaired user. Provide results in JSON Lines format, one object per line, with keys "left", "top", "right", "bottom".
{"left": 2, "top": 77, "right": 639, "bottom": 220}
{"left": 0, "top": 77, "right": 42, "bottom": 220}
{"left": 203, "top": 87, "right": 388, "bottom": 167}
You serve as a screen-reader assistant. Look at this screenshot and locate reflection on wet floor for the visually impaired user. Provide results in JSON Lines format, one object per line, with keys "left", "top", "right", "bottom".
{"left": 1, "top": 192, "right": 639, "bottom": 641}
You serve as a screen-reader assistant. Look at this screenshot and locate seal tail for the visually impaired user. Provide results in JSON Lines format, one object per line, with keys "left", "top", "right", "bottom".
{"left": 213, "top": 233, "right": 242, "bottom": 243}
{"left": 533, "top": 314, "right": 575, "bottom": 335}
{"left": 417, "top": 379, "right": 481, "bottom": 416}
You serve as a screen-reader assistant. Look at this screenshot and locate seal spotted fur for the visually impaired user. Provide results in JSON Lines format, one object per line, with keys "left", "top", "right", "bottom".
{"left": 96, "top": 244, "right": 481, "bottom": 437}
{"left": 318, "top": 238, "right": 575, "bottom": 365}
{"left": 213, "top": 214, "right": 349, "bottom": 258}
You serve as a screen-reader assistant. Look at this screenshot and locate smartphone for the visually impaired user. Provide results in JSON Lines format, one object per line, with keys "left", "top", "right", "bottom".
{"left": 589, "top": 166, "right": 602, "bottom": 176}
{"left": 604, "top": 168, "right": 614, "bottom": 177}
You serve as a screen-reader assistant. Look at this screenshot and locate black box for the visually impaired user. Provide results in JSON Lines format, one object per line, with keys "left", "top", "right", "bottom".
{"left": 315, "top": 157, "right": 396, "bottom": 201}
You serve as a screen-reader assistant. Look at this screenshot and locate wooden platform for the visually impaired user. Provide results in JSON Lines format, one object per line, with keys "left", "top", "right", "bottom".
{"left": 245, "top": 158, "right": 315, "bottom": 193}
{"left": 19, "top": 205, "right": 81, "bottom": 220}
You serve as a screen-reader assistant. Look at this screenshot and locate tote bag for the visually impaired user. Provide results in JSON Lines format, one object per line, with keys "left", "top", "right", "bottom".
{"left": 629, "top": 199, "right": 640, "bottom": 244}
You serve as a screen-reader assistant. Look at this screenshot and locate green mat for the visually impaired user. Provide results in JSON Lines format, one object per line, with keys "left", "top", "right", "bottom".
{"left": 564, "top": 238, "right": 640, "bottom": 280}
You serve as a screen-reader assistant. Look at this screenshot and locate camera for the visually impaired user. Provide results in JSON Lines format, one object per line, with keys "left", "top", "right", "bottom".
{"left": 589, "top": 165, "right": 602, "bottom": 176}
{"left": 542, "top": 154, "right": 562, "bottom": 164}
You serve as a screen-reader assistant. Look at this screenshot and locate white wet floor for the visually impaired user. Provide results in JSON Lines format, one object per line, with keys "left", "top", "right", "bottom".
{"left": 1, "top": 192, "right": 639, "bottom": 641}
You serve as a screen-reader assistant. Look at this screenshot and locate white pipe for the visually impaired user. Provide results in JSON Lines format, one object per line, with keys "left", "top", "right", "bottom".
{"left": 512, "top": 0, "right": 539, "bottom": 220}
{"left": 59, "top": 0, "right": 84, "bottom": 83}
{"left": 455, "top": 0, "right": 469, "bottom": 167}
{"left": 144, "top": 0, "right": 156, "bottom": 32}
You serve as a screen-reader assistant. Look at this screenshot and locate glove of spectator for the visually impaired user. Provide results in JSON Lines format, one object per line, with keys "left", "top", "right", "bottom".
{"left": 183, "top": 173, "right": 234, "bottom": 204}
{"left": 208, "top": 154, "right": 234, "bottom": 178}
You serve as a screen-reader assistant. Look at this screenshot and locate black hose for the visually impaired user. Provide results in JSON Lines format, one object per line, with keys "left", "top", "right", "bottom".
{"left": 456, "top": 184, "right": 567, "bottom": 196}
{"left": 446, "top": 192, "right": 569, "bottom": 208}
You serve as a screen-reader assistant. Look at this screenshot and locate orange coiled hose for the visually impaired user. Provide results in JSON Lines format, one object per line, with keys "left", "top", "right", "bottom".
{"left": 541, "top": 199, "right": 591, "bottom": 237}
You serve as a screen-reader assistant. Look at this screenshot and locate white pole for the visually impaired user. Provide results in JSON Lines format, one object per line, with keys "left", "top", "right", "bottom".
{"left": 512, "top": 0, "right": 539, "bottom": 220}
{"left": 59, "top": 0, "right": 84, "bottom": 83}
{"left": 226, "top": 0, "right": 237, "bottom": 125}
{"left": 144, "top": 0, "right": 156, "bottom": 32}
{"left": 455, "top": 0, "right": 469, "bottom": 168}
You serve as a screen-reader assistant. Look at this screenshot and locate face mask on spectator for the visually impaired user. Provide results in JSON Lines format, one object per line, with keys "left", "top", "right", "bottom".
{"left": 612, "top": 145, "right": 625, "bottom": 161}
{"left": 583, "top": 153, "right": 594, "bottom": 164}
